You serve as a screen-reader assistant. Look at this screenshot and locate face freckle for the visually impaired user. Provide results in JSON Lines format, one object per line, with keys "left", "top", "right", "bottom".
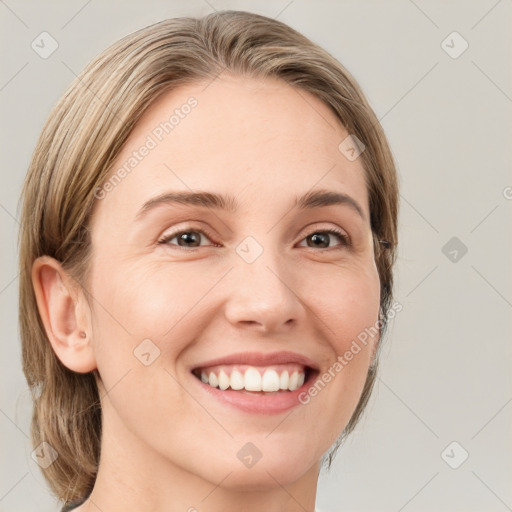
{"left": 87, "top": 74, "right": 381, "bottom": 491}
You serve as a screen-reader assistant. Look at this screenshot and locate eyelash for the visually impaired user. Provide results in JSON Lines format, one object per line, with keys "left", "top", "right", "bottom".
{"left": 157, "top": 225, "right": 351, "bottom": 251}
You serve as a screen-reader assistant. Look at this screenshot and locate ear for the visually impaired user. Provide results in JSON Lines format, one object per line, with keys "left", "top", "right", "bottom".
{"left": 31, "top": 255, "right": 97, "bottom": 373}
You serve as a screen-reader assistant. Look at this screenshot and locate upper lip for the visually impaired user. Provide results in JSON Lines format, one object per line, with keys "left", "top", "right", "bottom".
{"left": 191, "top": 351, "right": 320, "bottom": 372}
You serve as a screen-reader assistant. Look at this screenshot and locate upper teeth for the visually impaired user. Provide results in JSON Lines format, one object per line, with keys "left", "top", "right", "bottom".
{"left": 199, "top": 366, "right": 306, "bottom": 392}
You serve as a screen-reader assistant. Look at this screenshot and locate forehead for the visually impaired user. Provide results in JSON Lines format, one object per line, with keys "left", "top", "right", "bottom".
{"left": 91, "top": 74, "right": 369, "bottom": 224}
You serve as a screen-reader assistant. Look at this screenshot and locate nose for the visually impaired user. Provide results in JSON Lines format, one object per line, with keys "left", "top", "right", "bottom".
{"left": 223, "top": 242, "right": 305, "bottom": 333}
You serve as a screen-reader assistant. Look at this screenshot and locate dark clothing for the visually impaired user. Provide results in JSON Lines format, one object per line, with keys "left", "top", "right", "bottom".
{"left": 61, "top": 497, "right": 87, "bottom": 511}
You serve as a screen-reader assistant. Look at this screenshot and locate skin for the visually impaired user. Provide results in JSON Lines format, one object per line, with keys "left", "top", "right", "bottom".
{"left": 32, "top": 74, "right": 381, "bottom": 512}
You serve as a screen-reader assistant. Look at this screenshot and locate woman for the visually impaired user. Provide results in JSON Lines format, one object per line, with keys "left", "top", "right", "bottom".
{"left": 19, "top": 10, "right": 399, "bottom": 512}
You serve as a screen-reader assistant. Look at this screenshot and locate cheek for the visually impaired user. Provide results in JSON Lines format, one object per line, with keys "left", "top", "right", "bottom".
{"left": 88, "top": 258, "right": 220, "bottom": 381}
{"left": 298, "top": 261, "right": 380, "bottom": 413}
{"left": 303, "top": 259, "right": 381, "bottom": 348}
{"left": 87, "top": 264, "right": 197, "bottom": 426}
{"left": 90, "top": 252, "right": 380, "bottom": 382}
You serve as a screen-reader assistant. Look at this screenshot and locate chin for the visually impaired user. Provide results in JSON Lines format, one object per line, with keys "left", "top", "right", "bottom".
{"left": 217, "top": 466, "right": 308, "bottom": 491}
{"left": 200, "top": 449, "right": 317, "bottom": 491}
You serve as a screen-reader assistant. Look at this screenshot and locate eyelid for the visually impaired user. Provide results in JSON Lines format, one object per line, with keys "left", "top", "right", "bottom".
{"left": 299, "top": 222, "right": 349, "bottom": 240}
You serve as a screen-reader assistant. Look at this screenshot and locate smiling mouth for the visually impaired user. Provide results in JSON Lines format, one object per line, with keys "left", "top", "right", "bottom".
{"left": 191, "top": 364, "right": 316, "bottom": 393}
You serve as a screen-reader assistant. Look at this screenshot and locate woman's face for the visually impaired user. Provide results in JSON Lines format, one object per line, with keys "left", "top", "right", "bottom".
{"left": 86, "top": 74, "right": 380, "bottom": 489}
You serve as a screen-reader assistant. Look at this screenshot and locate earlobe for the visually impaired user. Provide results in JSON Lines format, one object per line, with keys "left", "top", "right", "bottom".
{"left": 31, "top": 256, "right": 97, "bottom": 374}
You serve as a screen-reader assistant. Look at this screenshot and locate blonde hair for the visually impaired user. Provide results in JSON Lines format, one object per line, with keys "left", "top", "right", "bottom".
{"left": 18, "top": 10, "right": 399, "bottom": 504}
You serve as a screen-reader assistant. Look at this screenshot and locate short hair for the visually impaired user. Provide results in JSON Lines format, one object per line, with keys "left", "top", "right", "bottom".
{"left": 18, "top": 10, "right": 399, "bottom": 504}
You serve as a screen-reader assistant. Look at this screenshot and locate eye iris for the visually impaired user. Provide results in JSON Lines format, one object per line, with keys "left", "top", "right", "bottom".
{"left": 178, "top": 232, "right": 201, "bottom": 247}
{"left": 308, "top": 233, "right": 330, "bottom": 248}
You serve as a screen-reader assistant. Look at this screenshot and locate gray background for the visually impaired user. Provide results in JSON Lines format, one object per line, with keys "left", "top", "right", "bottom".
{"left": 1, "top": 1, "right": 511, "bottom": 511}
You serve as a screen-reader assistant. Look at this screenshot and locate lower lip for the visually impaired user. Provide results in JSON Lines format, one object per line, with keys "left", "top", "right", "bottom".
{"left": 191, "top": 371, "right": 316, "bottom": 415}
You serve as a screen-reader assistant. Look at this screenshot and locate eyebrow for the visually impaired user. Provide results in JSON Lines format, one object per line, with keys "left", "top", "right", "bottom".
{"left": 135, "top": 188, "right": 366, "bottom": 221}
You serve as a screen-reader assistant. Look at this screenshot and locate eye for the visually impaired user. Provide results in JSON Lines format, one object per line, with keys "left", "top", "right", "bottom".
{"left": 297, "top": 228, "right": 350, "bottom": 250}
{"left": 157, "top": 227, "right": 217, "bottom": 249}
{"left": 157, "top": 226, "right": 350, "bottom": 251}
